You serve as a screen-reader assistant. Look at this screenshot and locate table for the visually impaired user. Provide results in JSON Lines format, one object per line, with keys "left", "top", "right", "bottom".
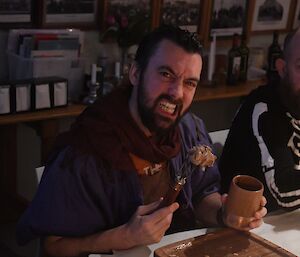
{"left": 90, "top": 208, "right": 300, "bottom": 257}
{"left": 251, "top": 209, "right": 300, "bottom": 256}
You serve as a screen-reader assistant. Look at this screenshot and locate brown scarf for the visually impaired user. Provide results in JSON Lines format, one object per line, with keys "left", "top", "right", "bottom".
{"left": 54, "top": 86, "right": 181, "bottom": 171}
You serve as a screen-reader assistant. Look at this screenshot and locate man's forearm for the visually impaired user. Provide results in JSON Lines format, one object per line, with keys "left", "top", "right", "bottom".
{"left": 194, "top": 192, "right": 223, "bottom": 227}
{"left": 43, "top": 200, "right": 179, "bottom": 256}
{"left": 43, "top": 224, "right": 134, "bottom": 257}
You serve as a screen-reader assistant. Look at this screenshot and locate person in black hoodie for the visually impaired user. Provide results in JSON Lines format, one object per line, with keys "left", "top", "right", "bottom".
{"left": 219, "top": 27, "right": 300, "bottom": 212}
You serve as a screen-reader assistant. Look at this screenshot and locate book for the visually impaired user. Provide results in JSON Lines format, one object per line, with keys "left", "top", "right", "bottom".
{"left": 30, "top": 49, "right": 79, "bottom": 59}
{"left": 37, "top": 38, "right": 80, "bottom": 51}
{"left": 8, "top": 29, "right": 84, "bottom": 56}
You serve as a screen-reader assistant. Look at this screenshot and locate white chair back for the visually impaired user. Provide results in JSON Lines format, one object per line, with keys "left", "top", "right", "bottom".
{"left": 34, "top": 166, "right": 45, "bottom": 257}
{"left": 209, "top": 129, "right": 229, "bottom": 146}
{"left": 209, "top": 129, "right": 229, "bottom": 158}
{"left": 35, "top": 166, "right": 45, "bottom": 184}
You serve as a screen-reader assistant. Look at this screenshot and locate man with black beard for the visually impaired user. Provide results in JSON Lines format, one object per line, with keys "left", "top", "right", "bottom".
{"left": 17, "top": 25, "right": 266, "bottom": 256}
{"left": 219, "top": 27, "right": 300, "bottom": 212}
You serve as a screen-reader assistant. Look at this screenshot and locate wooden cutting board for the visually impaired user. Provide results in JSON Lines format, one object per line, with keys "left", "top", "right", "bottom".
{"left": 154, "top": 228, "right": 296, "bottom": 257}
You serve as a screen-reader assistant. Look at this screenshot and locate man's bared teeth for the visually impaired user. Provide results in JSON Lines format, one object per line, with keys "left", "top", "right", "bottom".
{"left": 159, "top": 101, "right": 176, "bottom": 114}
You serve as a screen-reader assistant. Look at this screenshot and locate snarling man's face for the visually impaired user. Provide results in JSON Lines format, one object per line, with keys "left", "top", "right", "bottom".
{"left": 135, "top": 39, "right": 202, "bottom": 134}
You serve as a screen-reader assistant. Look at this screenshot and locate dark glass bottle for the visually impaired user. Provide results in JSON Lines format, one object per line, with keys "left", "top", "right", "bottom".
{"left": 267, "top": 31, "right": 282, "bottom": 85}
{"left": 239, "top": 34, "right": 249, "bottom": 82}
{"left": 227, "top": 34, "right": 241, "bottom": 86}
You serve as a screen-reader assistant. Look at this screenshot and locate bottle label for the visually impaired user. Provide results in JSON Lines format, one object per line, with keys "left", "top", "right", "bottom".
{"left": 240, "top": 56, "right": 248, "bottom": 72}
{"left": 270, "top": 53, "right": 281, "bottom": 71}
{"left": 233, "top": 56, "right": 241, "bottom": 75}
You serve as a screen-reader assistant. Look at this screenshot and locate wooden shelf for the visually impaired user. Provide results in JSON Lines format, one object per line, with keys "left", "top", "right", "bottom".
{"left": 0, "top": 104, "right": 87, "bottom": 125}
{"left": 0, "top": 79, "right": 264, "bottom": 125}
{"left": 194, "top": 79, "right": 264, "bottom": 102}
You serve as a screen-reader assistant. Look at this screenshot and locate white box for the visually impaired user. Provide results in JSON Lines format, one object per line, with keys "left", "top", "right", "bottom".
{"left": 0, "top": 85, "right": 11, "bottom": 114}
{"left": 16, "top": 84, "right": 31, "bottom": 112}
{"left": 54, "top": 81, "right": 67, "bottom": 107}
{"left": 35, "top": 83, "right": 51, "bottom": 110}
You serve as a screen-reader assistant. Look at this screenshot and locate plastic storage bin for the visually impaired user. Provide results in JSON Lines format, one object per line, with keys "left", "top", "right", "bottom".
{"left": 8, "top": 52, "right": 84, "bottom": 102}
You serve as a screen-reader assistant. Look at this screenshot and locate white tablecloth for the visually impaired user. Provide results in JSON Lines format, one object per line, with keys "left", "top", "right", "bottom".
{"left": 252, "top": 208, "right": 300, "bottom": 256}
{"left": 89, "top": 208, "right": 300, "bottom": 257}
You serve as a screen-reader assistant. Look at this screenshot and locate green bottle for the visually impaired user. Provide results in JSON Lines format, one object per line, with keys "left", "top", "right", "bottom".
{"left": 239, "top": 34, "right": 249, "bottom": 82}
{"left": 227, "top": 34, "right": 241, "bottom": 86}
{"left": 267, "top": 31, "right": 282, "bottom": 85}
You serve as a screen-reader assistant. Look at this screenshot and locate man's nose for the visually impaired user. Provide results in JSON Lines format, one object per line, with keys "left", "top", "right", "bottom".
{"left": 168, "top": 80, "right": 183, "bottom": 100}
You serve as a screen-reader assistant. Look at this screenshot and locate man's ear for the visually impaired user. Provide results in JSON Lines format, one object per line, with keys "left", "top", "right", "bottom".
{"left": 275, "top": 58, "right": 286, "bottom": 78}
{"left": 129, "top": 61, "right": 140, "bottom": 86}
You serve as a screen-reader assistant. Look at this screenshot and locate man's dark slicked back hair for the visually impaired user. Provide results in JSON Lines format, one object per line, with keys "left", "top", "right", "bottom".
{"left": 134, "top": 25, "right": 203, "bottom": 75}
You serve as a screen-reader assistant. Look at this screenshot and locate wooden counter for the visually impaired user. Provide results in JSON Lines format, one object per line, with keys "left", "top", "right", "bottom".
{"left": 194, "top": 79, "right": 263, "bottom": 101}
{"left": 0, "top": 104, "right": 86, "bottom": 125}
{"left": 0, "top": 79, "right": 263, "bottom": 126}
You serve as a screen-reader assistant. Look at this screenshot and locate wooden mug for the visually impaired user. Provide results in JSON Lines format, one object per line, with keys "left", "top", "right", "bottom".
{"left": 224, "top": 175, "right": 264, "bottom": 229}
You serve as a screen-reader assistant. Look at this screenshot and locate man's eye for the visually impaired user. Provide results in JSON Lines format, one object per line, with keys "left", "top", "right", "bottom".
{"left": 160, "top": 71, "right": 172, "bottom": 78}
{"left": 185, "top": 81, "right": 197, "bottom": 88}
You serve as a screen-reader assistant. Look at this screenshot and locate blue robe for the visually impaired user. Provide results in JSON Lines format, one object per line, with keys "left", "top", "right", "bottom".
{"left": 17, "top": 113, "right": 220, "bottom": 245}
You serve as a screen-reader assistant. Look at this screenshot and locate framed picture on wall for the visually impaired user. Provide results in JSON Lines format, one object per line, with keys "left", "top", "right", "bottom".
{"left": 160, "top": 0, "right": 203, "bottom": 33}
{"left": 293, "top": 0, "right": 300, "bottom": 29}
{"left": 101, "top": 0, "right": 155, "bottom": 46}
{"left": 0, "top": 0, "right": 32, "bottom": 28}
{"left": 103, "top": 0, "right": 154, "bottom": 28}
{"left": 249, "top": 0, "right": 292, "bottom": 32}
{"left": 40, "top": 0, "right": 99, "bottom": 28}
{"left": 209, "top": 0, "right": 248, "bottom": 38}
